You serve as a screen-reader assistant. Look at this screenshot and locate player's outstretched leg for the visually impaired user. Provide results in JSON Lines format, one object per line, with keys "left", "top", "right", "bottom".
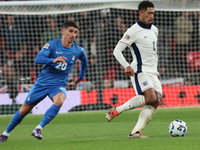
{"left": 128, "top": 131, "right": 148, "bottom": 138}
{"left": 128, "top": 105, "right": 156, "bottom": 138}
{"left": 106, "top": 107, "right": 120, "bottom": 122}
{"left": 31, "top": 128, "right": 42, "bottom": 140}
{"left": 106, "top": 95, "right": 145, "bottom": 122}
{"left": 0, "top": 132, "right": 10, "bottom": 143}
{"left": 31, "top": 104, "right": 60, "bottom": 140}
{"left": 0, "top": 110, "right": 25, "bottom": 143}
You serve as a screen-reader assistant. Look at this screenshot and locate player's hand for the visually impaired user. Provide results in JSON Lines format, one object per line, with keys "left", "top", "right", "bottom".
{"left": 53, "top": 56, "right": 67, "bottom": 63}
{"left": 73, "top": 78, "right": 81, "bottom": 90}
{"left": 125, "top": 66, "right": 134, "bottom": 78}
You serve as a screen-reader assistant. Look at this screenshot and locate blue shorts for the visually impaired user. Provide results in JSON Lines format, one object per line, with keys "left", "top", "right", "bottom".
{"left": 24, "top": 83, "right": 67, "bottom": 105}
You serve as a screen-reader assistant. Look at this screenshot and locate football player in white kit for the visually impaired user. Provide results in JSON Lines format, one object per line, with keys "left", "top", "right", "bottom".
{"left": 106, "top": 1, "right": 162, "bottom": 138}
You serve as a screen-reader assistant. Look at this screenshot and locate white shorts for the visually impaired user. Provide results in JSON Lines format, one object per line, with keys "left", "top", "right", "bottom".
{"left": 131, "top": 72, "right": 162, "bottom": 95}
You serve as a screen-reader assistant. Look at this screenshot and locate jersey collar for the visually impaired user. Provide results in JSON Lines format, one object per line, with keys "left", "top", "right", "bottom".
{"left": 137, "top": 19, "right": 152, "bottom": 29}
{"left": 60, "top": 38, "right": 74, "bottom": 48}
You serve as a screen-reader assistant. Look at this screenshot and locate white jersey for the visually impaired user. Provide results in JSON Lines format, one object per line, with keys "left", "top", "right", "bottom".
{"left": 119, "top": 20, "right": 159, "bottom": 75}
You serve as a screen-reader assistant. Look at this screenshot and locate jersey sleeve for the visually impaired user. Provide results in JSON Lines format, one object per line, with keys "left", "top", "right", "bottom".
{"left": 119, "top": 27, "right": 137, "bottom": 46}
{"left": 113, "top": 42, "right": 130, "bottom": 68}
{"left": 78, "top": 49, "right": 88, "bottom": 80}
{"left": 35, "top": 42, "right": 54, "bottom": 64}
{"left": 40, "top": 42, "right": 53, "bottom": 57}
{"left": 153, "top": 25, "right": 158, "bottom": 37}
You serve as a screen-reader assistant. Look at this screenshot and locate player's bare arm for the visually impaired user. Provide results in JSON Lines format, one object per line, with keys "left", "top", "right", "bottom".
{"left": 125, "top": 66, "right": 134, "bottom": 78}
{"left": 53, "top": 56, "right": 67, "bottom": 63}
{"left": 73, "top": 78, "right": 81, "bottom": 90}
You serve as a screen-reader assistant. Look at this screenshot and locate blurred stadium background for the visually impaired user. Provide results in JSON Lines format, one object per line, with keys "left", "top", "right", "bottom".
{"left": 0, "top": 0, "right": 200, "bottom": 115}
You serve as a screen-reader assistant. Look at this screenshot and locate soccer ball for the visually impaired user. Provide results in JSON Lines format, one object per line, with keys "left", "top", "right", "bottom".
{"left": 168, "top": 120, "right": 188, "bottom": 137}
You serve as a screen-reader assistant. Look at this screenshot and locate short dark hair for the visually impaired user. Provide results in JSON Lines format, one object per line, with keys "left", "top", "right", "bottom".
{"left": 138, "top": 1, "right": 154, "bottom": 11}
{"left": 63, "top": 21, "right": 78, "bottom": 29}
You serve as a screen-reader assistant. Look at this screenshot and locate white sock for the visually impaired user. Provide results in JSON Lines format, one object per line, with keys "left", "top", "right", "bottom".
{"left": 3, "top": 131, "right": 10, "bottom": 136}
{"left": 131, "top": 105, "right": 156, "bottom": 134}
{"left": 116, "top": 95, "right": 146, "bottom": 114}
{"left": 35, "top": 125, "right": 43, "bottom": 130}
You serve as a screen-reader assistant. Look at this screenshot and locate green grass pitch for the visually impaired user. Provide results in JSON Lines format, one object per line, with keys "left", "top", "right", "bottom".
{"left": 0, "top": 107, "right": 200, "bottom": 150}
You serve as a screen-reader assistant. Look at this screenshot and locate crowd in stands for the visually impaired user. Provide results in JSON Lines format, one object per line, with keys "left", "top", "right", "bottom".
{"left": 0, "top": 7, "right": 200, "bottom": 102}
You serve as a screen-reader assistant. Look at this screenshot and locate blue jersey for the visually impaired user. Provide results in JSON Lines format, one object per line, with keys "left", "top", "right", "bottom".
{"left": 35, "top": 39, "right": 87, "bottom": 86}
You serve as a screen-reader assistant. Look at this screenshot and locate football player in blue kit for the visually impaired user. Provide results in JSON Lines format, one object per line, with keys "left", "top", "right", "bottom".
{"left": 0, "top": 21, "right": 88, "bottom": 142}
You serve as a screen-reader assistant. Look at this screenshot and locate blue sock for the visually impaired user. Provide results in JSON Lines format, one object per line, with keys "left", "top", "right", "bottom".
{"left": 6, "top": 110, "right": 25, "bottom": 133}
{"left": 39, "top": 104, "right": 60, "bottom": 128}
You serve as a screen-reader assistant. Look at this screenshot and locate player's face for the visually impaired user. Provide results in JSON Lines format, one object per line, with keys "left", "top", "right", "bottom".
{"left": 62, "top": 26, "right": 78, "bottom": 43}
{"left": 140, "top": 7, "right": 155, "bottom": 26}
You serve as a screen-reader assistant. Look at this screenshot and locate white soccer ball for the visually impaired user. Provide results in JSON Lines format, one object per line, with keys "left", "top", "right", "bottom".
{"left": 168, "top": 120, "right": 188, "bottom": 137}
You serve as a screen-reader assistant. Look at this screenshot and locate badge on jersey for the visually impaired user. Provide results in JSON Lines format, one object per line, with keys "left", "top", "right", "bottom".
{"left": 124, "top": 34, "right": 130, "bottom": 40}
{"left": 72, "top": 55, "right": 75, "bottom": 61}
{"left": 43, "top": 43, "right": 50, "bottom": 49}
{"left": 71, "top": 55, "right": 75, "bottom": 64}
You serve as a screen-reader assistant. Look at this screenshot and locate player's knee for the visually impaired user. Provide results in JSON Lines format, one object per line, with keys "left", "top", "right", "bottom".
{"left": 149, "top": 93, "right": 161, "bottom": 108}
{"left": 145, "top": 94, "right": 157, "bottom": 105}
{"left": 152, "top": 100, "right": 160, "bottom": 108}
{"left": 52, "top": 93, "right": 65, "bottom": 107}
{"left": 54, "top": 99, "right": 64, "bottom": 107}
{"left": 19, "top": 104, "right": 32, "bottom": 116}
{"left": 157, "top": 94, "right": 162, "bottom": 102}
